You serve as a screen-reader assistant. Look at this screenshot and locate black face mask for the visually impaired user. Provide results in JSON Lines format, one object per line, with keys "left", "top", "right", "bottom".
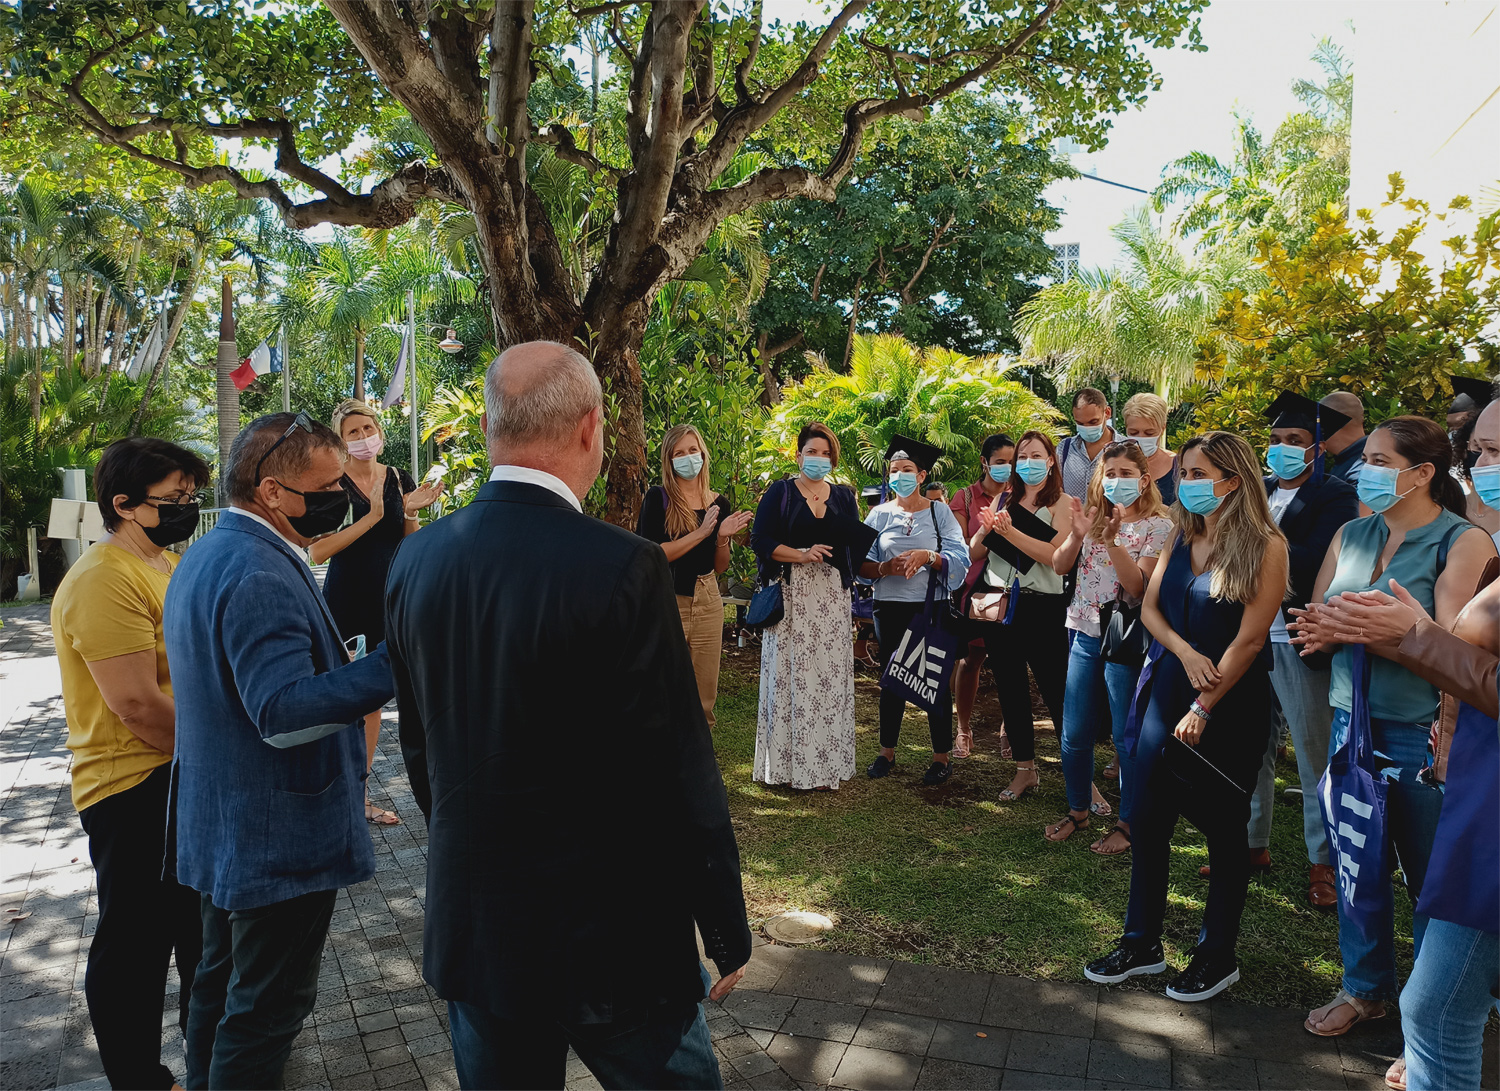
{"left": 142, "top": 502, "right": 200, "bottom": 547}
{"left": 277, "top": 482, "right": 350, "bottom": 538}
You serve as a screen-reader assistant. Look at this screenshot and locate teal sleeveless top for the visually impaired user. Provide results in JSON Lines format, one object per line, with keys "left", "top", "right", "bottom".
{"left": 1326, "top": 508, "right": 1472, "bottom": 723}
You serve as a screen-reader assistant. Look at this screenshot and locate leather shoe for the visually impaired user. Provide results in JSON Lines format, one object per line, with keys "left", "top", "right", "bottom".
{"left": 1200, "top": 848, "right": 1271, "bottom": 879}
{"left": 1308, "top": 864, "right": 1337, "bottom": 909}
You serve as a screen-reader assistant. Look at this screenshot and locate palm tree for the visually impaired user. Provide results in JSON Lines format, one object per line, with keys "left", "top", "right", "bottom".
{"left": 130, "top": 187, "right": 286, "bottom": 441}
{"left": 307, "top": 232, "right": 383, "bottom": 402}
{"left": 1015, "top": 211, "right": 1264, "bottom": 401}
{"left": 1152, "top": 114, "right": 1278, "bottom": 249}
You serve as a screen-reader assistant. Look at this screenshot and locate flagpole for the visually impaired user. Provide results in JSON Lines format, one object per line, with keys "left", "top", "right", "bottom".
{"left": 280, "top": 324, "right": 290, "bottom": 413}
{"left": 407, "top": 290, "right": 418, "bottom": 479}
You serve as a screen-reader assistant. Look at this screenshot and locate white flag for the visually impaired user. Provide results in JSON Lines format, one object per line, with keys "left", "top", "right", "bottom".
{"left": 383, "top": 332, "right": 410, "bottom": 409}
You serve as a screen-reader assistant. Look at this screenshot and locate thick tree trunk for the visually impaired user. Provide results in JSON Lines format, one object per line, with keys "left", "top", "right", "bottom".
{"left": 590, "top": 299, "right": 650, "bottom": 528}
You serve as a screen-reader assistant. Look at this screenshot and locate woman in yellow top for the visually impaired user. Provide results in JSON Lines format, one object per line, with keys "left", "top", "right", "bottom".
{"left": 51, "top": 436, "right": 210, "bottom": 1091}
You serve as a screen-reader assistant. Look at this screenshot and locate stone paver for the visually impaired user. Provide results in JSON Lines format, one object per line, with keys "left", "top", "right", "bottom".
{"left": 4, "top": 601, "right": 1499, "bottom": 1091}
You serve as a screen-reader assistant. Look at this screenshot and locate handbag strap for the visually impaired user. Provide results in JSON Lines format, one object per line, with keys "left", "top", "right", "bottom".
{"left": 1347, "top": 644, "right": 1375, "bottom": 769}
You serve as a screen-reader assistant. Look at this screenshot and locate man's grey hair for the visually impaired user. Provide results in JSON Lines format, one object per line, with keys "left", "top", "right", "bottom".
{"left": 484, "top": 341, "right": 602, "bottom": 452}
{"left": 220, "top": 413, "right": 346, "bottom": 507}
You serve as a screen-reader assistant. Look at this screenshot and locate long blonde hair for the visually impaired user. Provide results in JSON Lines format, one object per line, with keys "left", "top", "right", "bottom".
{"left": 1175, "top": 431, "right": 1285, "bottom": 604}
{"left": 1085, "top": 441, "right": 1165, "bottom": 540}
{"left": 660, "top": 423, "right": 711, "bottom": 539}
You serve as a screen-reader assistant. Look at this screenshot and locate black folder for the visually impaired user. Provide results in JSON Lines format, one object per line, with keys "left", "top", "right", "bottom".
{"left": 981, "top": 504, "right": 1054, "bottom": 574}
{"left": 819, "top": 514, "right": 880, "bottom": 559}
{"left": 1163, "top": 735, "right": 1252, "bottom": 800}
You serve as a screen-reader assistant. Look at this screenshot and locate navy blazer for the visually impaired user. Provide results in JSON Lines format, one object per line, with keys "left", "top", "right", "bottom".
{"left": 1264, "top": 472, "right": 1358, "bottom": 615}
{"left": 385, "top": 481, "right": 752, "bottom": 1023}
{"left": 164, "top": 512, "right": 395, "bottom": 911}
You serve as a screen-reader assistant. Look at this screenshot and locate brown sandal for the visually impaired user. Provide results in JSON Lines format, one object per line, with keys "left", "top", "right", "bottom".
{"left": 1304, "top": 989, "right": 1386, "bottom": 1037}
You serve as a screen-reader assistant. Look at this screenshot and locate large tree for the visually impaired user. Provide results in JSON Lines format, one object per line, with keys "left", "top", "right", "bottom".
{"left": 10, "top": 0, "right": 1205, "bottom": 524}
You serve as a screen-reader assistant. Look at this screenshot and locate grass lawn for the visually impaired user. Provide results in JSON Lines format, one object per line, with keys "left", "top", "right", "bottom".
{"left": 712, "top": 644, "right": 1414, "bottom": 1011}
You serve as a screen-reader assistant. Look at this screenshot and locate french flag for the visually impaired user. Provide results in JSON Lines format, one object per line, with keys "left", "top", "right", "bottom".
{"left": 230, "top": 339, "right": 282, "bottom": 390}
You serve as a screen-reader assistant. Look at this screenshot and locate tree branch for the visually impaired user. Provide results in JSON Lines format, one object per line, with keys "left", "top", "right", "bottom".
{"left": 676, "top": 0, "right": 872, "bottom": 194}
{"left": 901, "top": 213, "right": 954, "bottom": 304}
{"left": 765, "top": 332, "right": 804, "bottom": 358}
{"left": 733, "top": 0, "right": 764, "bottom": 104}
{"left": 534, "top": 123, "right": 624, "bottom": 178}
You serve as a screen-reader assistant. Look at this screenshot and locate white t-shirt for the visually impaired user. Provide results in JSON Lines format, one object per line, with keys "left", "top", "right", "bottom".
{"left": 1266, "top": 486, "right": 1300, "bottom": 644}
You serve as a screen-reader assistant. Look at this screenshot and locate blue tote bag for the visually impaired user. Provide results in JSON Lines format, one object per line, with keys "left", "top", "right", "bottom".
{"left": 1318, "top": 645, "right": 1388, "bottom": 949}
{"left": 879, "top": 567, "right": 958, "bottom": 713}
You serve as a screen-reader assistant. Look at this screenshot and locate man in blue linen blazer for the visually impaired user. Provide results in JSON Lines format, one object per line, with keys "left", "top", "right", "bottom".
{"left": 165, "top": 413, "right": 394, "bottom": 1090}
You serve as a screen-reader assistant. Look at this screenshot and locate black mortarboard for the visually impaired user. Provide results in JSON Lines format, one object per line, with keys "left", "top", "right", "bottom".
{"left": 883, "top": 434, "right": 943, "bottom": 473}
{"left": 860, "top": 485, "right": 884, "bottom": 505}
{"left": 1449, "top": 375, "right": 1495, "bottom": 413}
{"left": 1263, "top": 391, "right": 1350, "bottom": 485}
{"left": 1263, "top": 391, "right": 1350, "bottom": 436}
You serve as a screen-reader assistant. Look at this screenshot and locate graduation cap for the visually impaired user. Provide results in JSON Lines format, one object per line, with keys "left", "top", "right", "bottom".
{"left": 883, "top": 434, "right": 943, "bottom": 473}
{"left": 860, "top": 485, "right": 885, "bottom": 506}
{"left": 1449, "top": 375, "right": 1495, "bottom": 414}
{"left": 1263, "top": 391, "right": 1351, "bottom": 485}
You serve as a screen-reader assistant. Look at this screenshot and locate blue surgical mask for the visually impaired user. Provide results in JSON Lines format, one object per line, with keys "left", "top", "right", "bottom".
{"left": 1357, "top": 463, "right": 1422, "bottom": 514}
{"left": 889, "top": 471, "right": 919, "bottom": 498}
{"left": 1103, "top": 477, "right": 1141, "bottom": 508}
{"left": 1266, "top": 443, "right": 1311, "bottom": 481}
{"left": 988, "top": 463, "right": 1012, "bottom": 484}
{"left": 1178, "top": 477, "right": 1227, "bottom": 515}
{"left": 671, "top": 452, "right": 704, "bottom": 479}
{"left": 800, "top": 455, "right": 832, "bottom": 481}
{"left": 1077, "top": 423, "right": 1106, "bottom": 443}
{"left": 1471, "top": 463, "right": 1500, "bottom": 509}
{"left": 1133, "top": 436, "right": 1158, "bottom": 457}
{"left": 1016, "top": 458, "right": 1050, "bottom": 486}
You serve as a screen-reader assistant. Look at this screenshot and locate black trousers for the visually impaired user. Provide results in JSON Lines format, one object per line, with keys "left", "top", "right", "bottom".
{"left": 1124, "top": 722, "right": 1268, "bottom": 958}
{"left": 980, "top": 592, "right": 1068, "bottom": 763}
{"left": 78, "top": 762, "right": 203, "bottom": 1091}
{"left": 873, "top": 600, "right": 954, "bottom": 755}
{"left": 185, "top": 888, "right": 336, "bottom": 1090}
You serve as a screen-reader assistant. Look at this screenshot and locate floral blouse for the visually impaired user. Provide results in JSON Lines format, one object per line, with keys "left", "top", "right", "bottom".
{"left": 1066, "top": 515, "right": 1172, "bottom": 638}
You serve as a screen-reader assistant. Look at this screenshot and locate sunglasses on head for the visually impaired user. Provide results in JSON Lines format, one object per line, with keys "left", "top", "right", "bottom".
{"left": 253, "top": 411, "right": 316, "bottom": 487}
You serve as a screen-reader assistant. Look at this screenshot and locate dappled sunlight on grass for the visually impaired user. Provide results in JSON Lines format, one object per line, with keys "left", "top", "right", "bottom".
{"left": 709, "top": 645, "right": 1402, "bottom": 1006}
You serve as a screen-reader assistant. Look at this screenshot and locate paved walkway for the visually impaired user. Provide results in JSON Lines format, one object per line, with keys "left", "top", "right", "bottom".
{"left": 2, "top": 602, "right": 1494, "bottom": 1091}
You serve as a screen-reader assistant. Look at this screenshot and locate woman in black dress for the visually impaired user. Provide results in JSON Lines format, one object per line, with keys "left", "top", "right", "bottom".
{"left": 313, "top": 398, "right": 444, "bottom": 825}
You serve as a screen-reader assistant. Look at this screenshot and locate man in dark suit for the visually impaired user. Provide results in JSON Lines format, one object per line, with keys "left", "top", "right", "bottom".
{"left": 385, "top": 341, "right": 753, "bottom": 1090}
{"left": 1240, "top": 392, "right": 1357, "bottom": 906}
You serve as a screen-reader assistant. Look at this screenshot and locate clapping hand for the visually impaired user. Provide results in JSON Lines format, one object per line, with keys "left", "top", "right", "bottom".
{"left": 718, "top": 510, "right": 754, "bottom": 540}
{"left": 1102, "top": 503, "right": 1124, "bottom": 541}
{"left": 891, "top": 550, "right": 928, "bottom": 578}
{"left": 1286, "top": 604, "right": 1333, "bottom": 655}
{"left": 1317, "top": 579, "right": 1430, "bottom": 648}
{"left": 696, "top": 505, "right": 722, "bottom": 540}
{"left": 403, "top": 479, "right": 445, "bottom": 516}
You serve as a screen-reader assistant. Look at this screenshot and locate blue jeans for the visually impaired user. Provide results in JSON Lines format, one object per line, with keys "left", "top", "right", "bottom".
{"left": 1329, "top": 709, "right": 1445, "bottom": 1002}
{"left": 1248, "top": 643, "right": 1333, "bottom": 860}
{"left": 1059, "top": 631, "right": 1140, "bottom": 822}
{"left": 448, "top": 969, "right": 721, "bottom": 1090}
{"left": 1400, "top": 919, "right": 1499, "bottom": 1091}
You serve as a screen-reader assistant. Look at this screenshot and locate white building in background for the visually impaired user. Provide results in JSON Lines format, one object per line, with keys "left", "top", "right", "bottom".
{"left": 1348, "top": 1, "right": 1499, "bottom": 231}
{"left": 1042, "top": 141, "right": 1164, "bottom": 280}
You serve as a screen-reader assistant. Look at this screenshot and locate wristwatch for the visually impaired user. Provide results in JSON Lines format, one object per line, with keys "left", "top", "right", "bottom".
{"left": 927, "top": 550, "right": 938, "bottom": 567}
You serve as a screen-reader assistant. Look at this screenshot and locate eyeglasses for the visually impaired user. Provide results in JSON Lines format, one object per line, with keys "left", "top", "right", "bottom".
{"left": 253, "top": 411, "right": 315, "bottom": 486}
{"left": 144, "top": 491, "right": 208, "bottom": 508}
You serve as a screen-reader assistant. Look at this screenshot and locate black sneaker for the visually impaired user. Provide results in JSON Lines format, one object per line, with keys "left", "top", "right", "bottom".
{"left": 922, "top": 761, "right": 953, "bottom": 786}
{"left": 1165, "top": 950, "right": 1240, "bottom": 1002}
{"left": 866, "top": 755, "right": 895, "bottom": 779}
{"left": 1083, "top": 940, "right": 1168, "bottom": 984}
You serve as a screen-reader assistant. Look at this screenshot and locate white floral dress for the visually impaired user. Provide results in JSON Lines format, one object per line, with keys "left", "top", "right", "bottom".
{"left": 754, "top": 560, "right": 857, "bottom": 789}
